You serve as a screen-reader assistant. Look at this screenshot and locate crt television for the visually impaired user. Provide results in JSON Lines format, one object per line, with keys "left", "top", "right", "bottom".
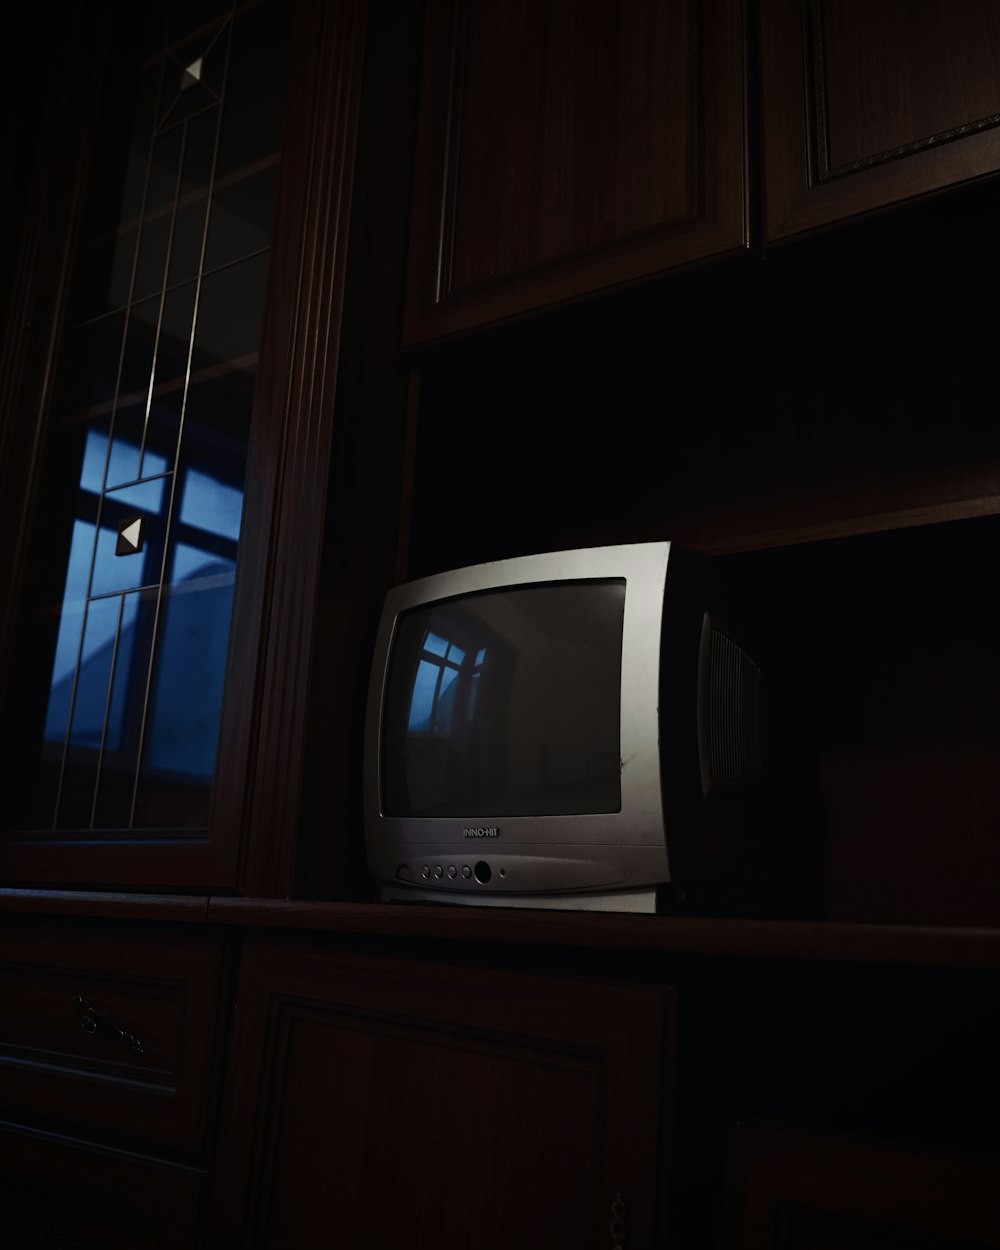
{"left": 364, "top": 541, "right": 765, "bottom": 913}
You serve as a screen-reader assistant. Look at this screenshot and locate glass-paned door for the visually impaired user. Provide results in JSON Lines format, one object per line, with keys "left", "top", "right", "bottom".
{"left": 3, "top": 0, "right": 291, "bottom": 836}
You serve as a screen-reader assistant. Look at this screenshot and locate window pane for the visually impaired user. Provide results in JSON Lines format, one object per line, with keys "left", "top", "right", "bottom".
{"left": 181, "top": 468, "right": 243, "bottom": 540}
{"left": 168, "top": 195, "right": 209, "bottom": 287}
{"left": 435, "top": 666, "right": 460, "bottom": 735}
{"left": 408, "top": 660, "right": 441, "bottom": 732}
{"left": 134, "top": 545, "right": 237, "bottom": 826}
{"left": 204, "top": 163, "right": 280, "bottom": 271}
{"left": 1, "top": 0, "right": 291, "bottom": 833}
{"left": 55, "top": 594, "right": 123, "bottom": 829}
{"left": 192, "top": 251, "right": 269, "bottom": 370}
{"left": 424, "top": 632, "right": 449, "bottom": 658}
{"left": 43, "top": 519, "right": 98, "bottom": 743}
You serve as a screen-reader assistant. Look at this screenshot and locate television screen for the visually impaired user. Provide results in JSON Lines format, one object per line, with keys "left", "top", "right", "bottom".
{"left": 381, "top": 580, "right": 626, "bottom": 818}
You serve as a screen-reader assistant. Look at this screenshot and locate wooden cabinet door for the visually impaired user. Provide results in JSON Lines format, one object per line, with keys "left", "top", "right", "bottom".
{"left": 760, "top": 0, "right": 1000, "bottom": 241}
{"left": 720, "top": 1119, "right": 1000, "bottom": 1249}
{"left": 0, "top": 0, "right": 366, "bottom": 895}
{"left": 0, "top": 1123, "right": 205, "bottom": 1250}
{"left": 213, "top": 940, "right": 673, "bottom": 1248}
{"left": 404, "top": 0, "right": 748, "bottom": 345}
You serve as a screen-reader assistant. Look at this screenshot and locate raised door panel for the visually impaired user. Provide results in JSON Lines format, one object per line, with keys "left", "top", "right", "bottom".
{"left": 720, "top": 1119, "right": 1000, "bottom": 1249}
{"left": 0, "top": 1122, "right": 205, "bottom": 1250}
{"left": 213, "top": 942, "right": 672, "bottom": 1248}
{"left": 404, "top": 0, "right": 747, "bottom": 344}
{"left": 0, "top": 920, "right": 227, "bottom": 1155}
{"left": 760, "top": 0, "right": 1000, "bottom": 240}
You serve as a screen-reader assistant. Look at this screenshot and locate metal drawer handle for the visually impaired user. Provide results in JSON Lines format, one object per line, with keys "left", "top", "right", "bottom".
{"left": 72, "top": 995, "right": 144, "bottom": 1056}
{"left": 610, "top": 1191, "right": 628, "bottom": 1250}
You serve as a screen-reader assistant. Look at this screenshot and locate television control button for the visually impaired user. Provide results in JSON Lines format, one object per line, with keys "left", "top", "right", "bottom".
{"left": 462, "top": 865, "right": 472, "bottom": 878}
{"left": 474, "top": 861, "right": 491, "bottom": 884}
{"left": 421, "top": 865, "right": 430, "bottom": 879}
{"left": 447, "top": 865, "right": 457, "bottom": 878}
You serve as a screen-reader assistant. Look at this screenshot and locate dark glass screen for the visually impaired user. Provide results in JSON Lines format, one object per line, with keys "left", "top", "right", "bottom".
{"left": 381, "top": 580, "right": 626, "bottom": 817}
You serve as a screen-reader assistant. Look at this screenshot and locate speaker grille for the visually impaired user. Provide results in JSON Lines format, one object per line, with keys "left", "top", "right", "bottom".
{"left": 699, "top": 615, "right": 763, "bottom": 794}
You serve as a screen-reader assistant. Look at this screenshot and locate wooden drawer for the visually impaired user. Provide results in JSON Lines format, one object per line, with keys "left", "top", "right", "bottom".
{"left": 0, "top": 919, "right": 228, "bottom": 1155}
{"left": 0, "top": 1120, "right": 205, "bottom": 1249}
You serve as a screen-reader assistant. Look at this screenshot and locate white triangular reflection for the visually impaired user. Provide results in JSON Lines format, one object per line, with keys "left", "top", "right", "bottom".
{"left": 120, "top": 519, "right": 142, "bottom": 550}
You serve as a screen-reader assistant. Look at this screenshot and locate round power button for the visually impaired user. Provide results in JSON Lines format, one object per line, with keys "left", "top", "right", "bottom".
{"left": 474, "top": 860, "right": 491, "bottom": 884}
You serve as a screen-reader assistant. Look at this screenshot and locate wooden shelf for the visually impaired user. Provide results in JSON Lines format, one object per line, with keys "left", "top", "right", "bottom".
{"left": 4, "top": 888, "right": 1000, "bottom": 967}
{"left": 0, "top": 889, "right": 209, "bottom": 923}
{"left": 691, "top": 492, "right": 1000, "bottom": 556}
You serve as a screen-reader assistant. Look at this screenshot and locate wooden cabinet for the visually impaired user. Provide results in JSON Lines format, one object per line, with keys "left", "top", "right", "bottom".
{"left": 404, "top": 0, "right": 748, "bottom": 345}
{"left": 720, "top": 1119, "right": 1000, "bottom": 1249}
{"left": 0, "top": 916, "right": 223, "bottom": 1248}
{"left": 212, "top": 939, "right": 672, "bottom": 1248}
{"left": 7, "top": 4, "right": 1000, "bottom": 1248}
{"left": 8, "top": 2, "right": 1000, "bottom": 906}
{"left": 759, "top": 0, "right": 1000, "bottom": 240}
{"left": 405, "top": 0, "right": 1000, "bottom": 340}
{"left": 1, "top": 903, "right": 1000, "bottom": 1249}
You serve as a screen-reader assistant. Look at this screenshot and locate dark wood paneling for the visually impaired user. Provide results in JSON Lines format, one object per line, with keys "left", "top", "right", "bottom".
{"left": 0, "top": 1122, "right": 205, "bottom": 1250}
{"left": 760, "top": 0, "right": 1000, "bottom": 240}
{"left": 404, "top": 195, "right": 1000, "bottom": 574}
{"left": 211, "top": 941, "right": 671, "bottom": 1247}
{"left": 294, "top": 0, "right": 424, "bottom": 902}
{"left": 720, "top": 1119, "right": 1000, "bottom": 1248}
{"left": 235, "top": 0, "right": 369, "bottom": 898}
{"left": 0, "top": 835, "right": 242, "bottom": 893}
{"left": 0, "top": 920, "right": 227, "bottom": 1155}
{"left": 404, "top": 0, "right": 747, "bottom": 344}
{"left": 719, "top": 516, "right": 1000, "bottom": 926}
{"left": 446, "top": 0, "right": 699, "bottom": 285}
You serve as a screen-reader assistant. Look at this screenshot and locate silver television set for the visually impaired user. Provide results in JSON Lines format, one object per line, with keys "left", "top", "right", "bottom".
{"left": 363, "top": 542, "right": 765, "bottom": 914}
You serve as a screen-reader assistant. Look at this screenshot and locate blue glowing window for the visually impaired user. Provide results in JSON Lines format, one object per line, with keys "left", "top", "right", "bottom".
{"left": 406, "top": 630, "right": 487, "bottom": 739}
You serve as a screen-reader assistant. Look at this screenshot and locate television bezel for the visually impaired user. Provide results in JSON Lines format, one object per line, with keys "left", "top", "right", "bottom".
{"left": 364, "top": 542, "right": 675, "bottom": 896}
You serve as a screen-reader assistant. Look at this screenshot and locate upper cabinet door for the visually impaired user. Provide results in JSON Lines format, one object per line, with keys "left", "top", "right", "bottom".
{"left": 760, "top": 0, "right": 1000, "bottom": 241}
{"left": 0, "top": 0, "right": 367, "bottom": 892}
{"left": 404, "top": 0, "right": 748, "bottom": 346}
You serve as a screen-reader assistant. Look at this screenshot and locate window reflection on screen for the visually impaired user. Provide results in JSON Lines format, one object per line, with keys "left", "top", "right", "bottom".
{"left": 407, "top": 632, "right": 481, "bottom": 736}
{"left": 382, "top": 581, "right": 626, "bottom": 818}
